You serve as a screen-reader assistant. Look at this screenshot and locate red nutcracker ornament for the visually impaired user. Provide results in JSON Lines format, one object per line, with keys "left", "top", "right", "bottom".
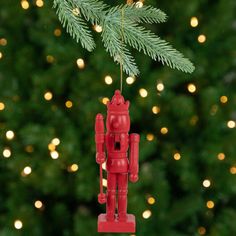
{"left": 95, "top": 90, "right": 140, "bottom": 233}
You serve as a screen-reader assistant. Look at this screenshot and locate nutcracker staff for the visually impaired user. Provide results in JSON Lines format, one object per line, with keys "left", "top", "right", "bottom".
{"left": 95, "top": 90, "right": 140, "bottom": 233}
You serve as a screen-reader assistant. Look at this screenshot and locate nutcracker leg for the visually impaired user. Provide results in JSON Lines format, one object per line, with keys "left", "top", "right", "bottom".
{"left": 117, "top": 173, "right": 128, "bottom": 222}
{"left": 106, "top": 172, "right": 116, "bottom": 221}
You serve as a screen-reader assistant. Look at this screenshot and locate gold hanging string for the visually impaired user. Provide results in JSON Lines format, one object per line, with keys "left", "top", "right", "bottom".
{"left": 120, "top": 0, "right": 133, "bottom": 93}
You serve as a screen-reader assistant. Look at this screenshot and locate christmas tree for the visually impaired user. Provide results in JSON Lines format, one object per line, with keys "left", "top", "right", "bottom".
{"left": 0, "top": 0, "right": 236, "bottom": 235}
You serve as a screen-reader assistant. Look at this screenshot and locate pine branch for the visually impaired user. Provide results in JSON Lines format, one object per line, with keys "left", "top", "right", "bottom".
{"left": 54, "top": 0, "right": 95, "bottom": 51}
{"left": 111, "top": 4, "right": 167, "bottom": 24}
{"left": 101, "top": 22, "right": 139, "bottom": 76}
{"left": 72, "top": 0, "right": 107, "bottom": 24}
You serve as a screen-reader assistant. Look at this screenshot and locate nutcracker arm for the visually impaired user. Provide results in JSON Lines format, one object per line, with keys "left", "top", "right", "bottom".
{"left": 95, "top": 113, "right": 106, "bottom": 164}
{"left": 129, "top": 133, "right": 140, "bottom": 183}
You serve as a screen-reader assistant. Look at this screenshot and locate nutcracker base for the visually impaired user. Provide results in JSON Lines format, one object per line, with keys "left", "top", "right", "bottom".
{"left": 98, "top": 214, "right": 135, "bottom": 233}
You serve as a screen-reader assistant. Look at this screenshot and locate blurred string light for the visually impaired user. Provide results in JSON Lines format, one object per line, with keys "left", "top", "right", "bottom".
{"left": 156, "top": 82, "right": 164, "bottom": 92}
{"left": 0, "top": 38, "right": 7, "bottom": 46}
{"left": 102, "top": 178, "right": 107, "bottom": 187}
{"left": 102, "top": 162, "right": 106, "bottom": 170}
{"left": 104, "top": 75, "right": 113, "bottom": 85}
{"left": 220, "top": 95, "right": 228, "bottom": 104}
{"left": 0, "top": 102, "right": 5, "bottom": 110}
{"left": 187, "top": 83, "right": 197, "bottom": 93}
{"left": 94, "top": 25, "right": 103, "bottom": 33}
{"left": 126, "top": 76, "right": 135, "bottom": 85}
{"left": 202, "top": 179, "right": 211, "bottom": 188}
{"left": 160, "top": 127, "right": 168, "bottom": 135}
{"left": 135, "top": 1, "right": 144, "bottom": 8}
{"left": 217, "top": 153, "right": 225, "bottom": 161}
{"left": 50, "top": 150, "right": 59, "bottom": 159}
{"left": 65, "top": 100, "right": 73, "bottom": 108}
{"left": 198, "top": 34, "right": 206, "bottom": 43}
{"left": 206, "top": 200, "right": 215, "bottom": 209}
{"left": 102, "top": 97, "right": 109, "bottom": 105}
{"left": 227, "top": 120, "right": 235, "bottom": 128}
{"left": 25, "top": 145, "right": 34, "bottom": 153}
{"left": 190, "top": 115, "right": 198, "bottom": 126}
{"left": 198, "top": 226, "right": 206, "bottom": 235}
{"left": 54, "top": 28, "right": 62, "bottom": 37}
{"left": 36, "top": 0, "right": 44, "bottom": 7}
{"left": 173, "top": 152, "right": 181, "bottom": 161}
{"left": 48, "top": 143, "right": 56, "bottom": 151}
{"left": 34, "top": 200, "right": 43, "bottom": 209}
{"left": 44, "top": 91, "right": 53, "bottom": 101}
{"left": 22, "top": 166, "right": 32, "bottom": 176}
{"left": 14, "top": 220, "right": 23, "bottom": 229}
{"left": 76, "top": 58, "right": 85, "bottom": 69}
{"left": 0, "top": 52, "right": 3, "bottom": 59}
{"left": 46, "top": 55, "right": 55, "bottom": 63}
{"left": 6, "top": 130, "right": 15, "bottom": 140}
{"left": 230, "top": 166, "right": 236, "bottom": 174}
{"left": 72, "top": 8, "right": 80, "bottom": 16}
{"left": 190, "top": 16, "right": 199, "bottom": 27}
{"left": 152, "top": 106, "right": 160, "bottom": 114}
{"left": 21, "top": 0, "right": 29, "bottom": 10}
{"left": 146, "top": 133, "right": 154, "bottom": 141}
{"left": 139, "top": 88, "right": 148, "bottom": 98}
{"left": 142, "top": 210, "right": 152, "bottom": 219}
{"left": 147, "top": 196, "right": 156, "bottom": 205}
{"left": 3, "top": 148, "right": 11, "bottom": 158}
{"left": 68, "top": 164, "right": 79, "bottom": 172}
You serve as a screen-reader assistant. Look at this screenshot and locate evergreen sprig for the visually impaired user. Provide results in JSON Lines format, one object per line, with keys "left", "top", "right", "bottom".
{"left": 54, "top": 0, "right": 195, "bottom": 75}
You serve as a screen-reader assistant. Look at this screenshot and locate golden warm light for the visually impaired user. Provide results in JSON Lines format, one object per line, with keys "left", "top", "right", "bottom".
{"left": 188, "top": 83, "right": 197, "bottom": 93}
{"left": 0, "top": 38, "right": 7, "bottom": 46}
{"left": 156, "top": 82, "right": 164, "bottom": 92}
{"left": 72, "top": 8, "right": 80, "bottom": 16}
{"left": 126, "top": 76, "right": 135, "bottom": 85}
{"left": 0, "top": 52, "right": 3, "bottom": 59}
{"left": 173, "top": 152, "right": 181, "bottom": 160}
{"left": 227, "top": 120, "right": 235, "bottom": 128}
{"left": 206, "top": 200, "right": 215, "bottom": 209}
{"left": 0, "top": 102, "right": 5, "bottom": 110}
{"left": 68, "top": 164, "right": 79, "bottom": 172}
{"left": 139, "top": 88, "right": 148, "bottom": 98}
{"left": 44, "top": 91, "right": 53, "bottom": 101}
{"left": 102, "top": 97, "right": 109, "bottom": 105}
{"left": 152, "top": 106, "right": 160, "bottom": 114}
{"left": 65, "top": 100, "right": 73, "bottom": 108}
{"left": 217, "top": 153, "right": 225, "bottom": 161}
{"left": 147, "top": 197, "right": 155, "bottom": 205}
{"left": 142, "top": 210, "right": 152, "bottom": 219}
{"left": 203, "top": 179, "right": 211, "bottom": 188}
{"left": 36, "top": 0, "right": 44, "bottom": 7}
{"left": 6, "top": 130, "right": 15, "bottom": 140}
{"left": 46, "top": 55, "right": 55, "bottom": 63}
{"left": 50, "top": 151, "right": 59, "bottom": 159}
{"left": 104, "top": 75, "right": 113, "bottom": 85}
{"left": 94, "top": 25, "right": 103, "bottom": 33}
{"left": 34, "top": 200, "right": 43, "bottom": 209}
{"left": 102, "top": 178, "right": 107, "bottom": 187}
{"left": 198, "top": 226, "right": 206, "bottom": 235}
{"left": 52, "top": 138, "right": 60, "bottom": 146}
{"left": 54, "top": 28, "right": 62, "bottom": 37}
{"left": 190, "top": 16, "right": 199, "bottom": 27}
{"left": 76, "top": 58, "right": 85, "bottom": 69}
{"left": 160, "top": 127, "right": 168, "bottom": 134}
{"left": 146, "top": 134, "right": 154, "bottom": 141}
{"left": 230, "top": 166, "right": 236, "bottom": 174}
{"left": 21, "top": 0, "right": 29, "bottom": 10}
{"left": 14, "top": 220, "right": 23, "bottom": 229}
{"left": 3, "top": 148, "right": 11, "bottom": 158}
{"left": 198, "top": 34, "right": 206, "bottom": 43}
{"left": 220, "top": 96, "right": 228, "bottom": 104}
{"left": 23, "top": 166, "right": 32, "bottom": 175}
{"left": 48, "top": 143, "right": 56, "bottom": 151}
{"left": 136, "top": 1, "right": 144, "bottom": 8}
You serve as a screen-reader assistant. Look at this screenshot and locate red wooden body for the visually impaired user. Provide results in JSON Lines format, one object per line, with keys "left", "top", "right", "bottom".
{"left": 95, "top": 90, "right": 140, "bottom": 233}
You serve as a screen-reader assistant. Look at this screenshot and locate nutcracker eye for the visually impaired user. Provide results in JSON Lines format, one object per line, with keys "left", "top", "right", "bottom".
{"left": 114, "top": 142, "right": 120, "bottom": 150}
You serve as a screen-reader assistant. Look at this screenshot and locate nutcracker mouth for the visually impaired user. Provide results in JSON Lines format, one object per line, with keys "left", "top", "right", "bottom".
{"left": 114, "top": 142, "right": 121, "bottom": 150}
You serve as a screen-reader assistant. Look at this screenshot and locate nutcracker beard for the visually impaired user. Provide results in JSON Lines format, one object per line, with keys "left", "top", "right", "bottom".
{"left": 95, "top": 90, "right": 140, "bottom": 233}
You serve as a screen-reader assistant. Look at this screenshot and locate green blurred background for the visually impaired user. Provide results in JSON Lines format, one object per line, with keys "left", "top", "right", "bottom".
{"left": 0, "top": 0, "right": 236, "bottom": 235}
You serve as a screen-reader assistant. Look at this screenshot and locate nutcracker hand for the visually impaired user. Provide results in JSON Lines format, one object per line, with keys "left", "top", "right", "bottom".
{"left": 96, "top": 152, "right": 106, "bottom": 164}
{"left": 98, "top": 193, "right": 106, "bottom": 204}
{"left": 129, "top": 173, "right": 139, "bottom": 183}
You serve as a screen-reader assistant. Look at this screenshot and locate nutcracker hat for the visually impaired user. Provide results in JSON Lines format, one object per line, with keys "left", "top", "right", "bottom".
{"left": 107, "top": 90, "right": 129, "bottom": 113}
